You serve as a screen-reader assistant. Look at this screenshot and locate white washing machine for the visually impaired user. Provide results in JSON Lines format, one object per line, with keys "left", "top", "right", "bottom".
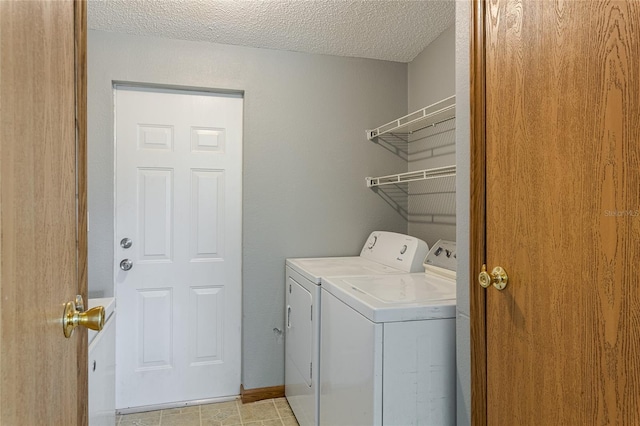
{"left": 319, "top": 240, "right": 457, "bottom": 426}
{"left": 285, "top": 231, "right": 429, "bottom": 426}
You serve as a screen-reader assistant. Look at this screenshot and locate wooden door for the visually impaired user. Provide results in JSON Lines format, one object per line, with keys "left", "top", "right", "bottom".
{"left": 0, "top": 1, "right": 88, "bottom": 424}
{"left": 471, "top": 0, "right": 640, "bottom": 424}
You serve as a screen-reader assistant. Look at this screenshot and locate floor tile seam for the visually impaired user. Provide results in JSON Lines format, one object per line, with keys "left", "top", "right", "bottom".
{"left": 240, "top": 399, "right": 280, "bottom": 424}
{"left": 275, "top": 401, "right": 285, "bottom": 423}
{"left": 238, "top": 401, "right": 245, "bottom": 426}
{"left": 268, "top": 399, "right": 283, "bottom": 422}
{"left": 234, "top": 399, "right": 242, "bottom": 421}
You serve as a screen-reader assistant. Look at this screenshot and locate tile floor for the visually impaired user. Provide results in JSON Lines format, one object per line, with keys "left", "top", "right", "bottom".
{"left": 117, "top": 398, "right": 299, "bottom": 426}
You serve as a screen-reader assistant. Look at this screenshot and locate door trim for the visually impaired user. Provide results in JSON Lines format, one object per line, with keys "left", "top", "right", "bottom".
{"left": 470, "top": 0, "right": 487, "bottom": 425}
{"left": 75, "top": 0, "right": 89, "bottom": 424}
{"left": 112, "top": 81, "right": 245, "bottom": 98}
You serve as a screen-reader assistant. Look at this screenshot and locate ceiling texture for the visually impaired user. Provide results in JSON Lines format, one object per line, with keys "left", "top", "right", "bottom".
{"left": 88, "top": 0, "right": 455, "bottom": 63}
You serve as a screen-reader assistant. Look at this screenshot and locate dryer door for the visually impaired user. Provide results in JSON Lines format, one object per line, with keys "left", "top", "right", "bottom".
{"left": 286, "top": 276, "right": 313, "bottom": 386}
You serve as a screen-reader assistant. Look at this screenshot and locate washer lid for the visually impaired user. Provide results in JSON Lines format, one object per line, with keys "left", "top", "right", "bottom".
{"left": 321, "top": 273, "right": 456, "bottom": 323}
{"left": 286, "top": 256, "right": 403, "bottom": 284}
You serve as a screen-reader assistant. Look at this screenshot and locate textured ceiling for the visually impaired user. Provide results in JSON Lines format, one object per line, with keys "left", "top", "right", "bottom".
{"left": 88, "top": 0, "right": 455, "bottom": 63}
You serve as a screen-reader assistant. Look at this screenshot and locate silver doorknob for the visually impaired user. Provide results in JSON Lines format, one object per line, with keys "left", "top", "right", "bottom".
{"left": 120, "top": 259, "right": 133, "bottom": 271}
{"left": 120, "top": 237, "right": 133, "bottom": 249}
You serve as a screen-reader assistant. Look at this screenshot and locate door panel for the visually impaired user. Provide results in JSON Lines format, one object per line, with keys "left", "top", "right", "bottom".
{"left": 191, "top": 170, "right": 225, "bottom": 259}
{"left": 0, "top": 0, "right": 86, "bottom": 424}
{"left": 137, "top": 168, "right": 173, "bottom": 261}
{"left": 482, "top": 0, "right": 640, "bottom": 423}
{"left": 137, "top": 289, "right": 173, "bottom": 369}
{"left": 115, "top": 88, "right": 243, "bottom": 408}
{"left": 287, "top": 277, "right": 313, "bottom": 386}
{"left": 189, "top": 286, "right": 225, "bottom": 364}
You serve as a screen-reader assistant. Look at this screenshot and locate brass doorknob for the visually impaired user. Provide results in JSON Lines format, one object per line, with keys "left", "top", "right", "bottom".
{"left": 63, "top": 298, "right": 105, "bottom": 338}
{"left": 478, "top": 264, "right": 508, "bottom": 290}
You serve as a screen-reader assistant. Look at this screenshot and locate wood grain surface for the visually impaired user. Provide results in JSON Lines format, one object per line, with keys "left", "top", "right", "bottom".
{"left": 470, "top": 1, "right": 488, "bottom": 425}
{"left": 75, "top": 1, "right": 89, "bottom": 424}
{"left": 240, "top": 384, "right": 285, "bottom": 404}
{"left": 1, "top": 0, "right": 81, "bottom": 423}
{"left": 483, "top": 0, "right": 640, "bottom": 424}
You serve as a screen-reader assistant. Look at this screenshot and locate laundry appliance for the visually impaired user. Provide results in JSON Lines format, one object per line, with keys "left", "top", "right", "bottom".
{"left": 319, "top": 240, "right": 457, "bottom": 426}
{"left": 285, "top": 231, "right": 429, "bottom": 426}
{"left": 88, "top": 297, "right": 116, "bottom": 426}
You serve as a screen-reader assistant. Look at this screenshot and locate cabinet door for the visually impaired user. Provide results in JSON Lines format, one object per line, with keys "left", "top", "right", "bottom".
{"left": 286, "top": 276, "right": 313, "bottom": 385}
{"left": 88, "top": 317, "right": 116, "bottom": 426}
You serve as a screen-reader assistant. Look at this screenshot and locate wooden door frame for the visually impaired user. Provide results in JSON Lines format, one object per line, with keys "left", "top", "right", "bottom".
{"left": 75, "top": 0, "right": 89, "bottom": 424}
{"left": 469, "top": 0, "right": 487, "bottom": 425}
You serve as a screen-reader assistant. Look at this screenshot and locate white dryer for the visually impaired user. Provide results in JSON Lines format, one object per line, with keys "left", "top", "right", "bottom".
{"left": 319, "top": 240, "right": 457, "bottom": 426}
{"left": 285, "top": 231, "right": 429, "bottom": 426}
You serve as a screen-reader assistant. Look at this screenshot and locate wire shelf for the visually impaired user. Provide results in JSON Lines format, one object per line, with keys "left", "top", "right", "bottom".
{"left": 366, "top": 96, "right": 455, "bottom": 141}
{"left": 366, "top": 165, "right": 456, "bottom": 188}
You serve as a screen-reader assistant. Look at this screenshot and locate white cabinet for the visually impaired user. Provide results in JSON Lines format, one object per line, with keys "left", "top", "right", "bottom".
{"left": 285, "top": 267, "right": 320, "bottom": 426}
{"left": 88, "top": 298, "right": 116, "bottom": 426}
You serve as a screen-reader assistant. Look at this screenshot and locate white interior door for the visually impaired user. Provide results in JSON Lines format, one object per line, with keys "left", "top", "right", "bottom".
{"left": 114, "top": 87, "right": 243, "bottom": 409}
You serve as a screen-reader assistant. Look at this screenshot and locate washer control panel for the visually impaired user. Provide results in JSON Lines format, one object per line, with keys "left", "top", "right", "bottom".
{"left": 360, "top": 231, "right": 430, "bottom": 273}
{"left": 424, "top": 239, "right": 457, "bottom": 273}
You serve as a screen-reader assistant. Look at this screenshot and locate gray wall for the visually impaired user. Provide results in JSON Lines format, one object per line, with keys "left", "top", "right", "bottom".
{"left": 87, "top": 31, "right": 409, "bottom": 389}
{"left": 455, "top": 1, "right": 472, "bottom": 424}
{"left": 407, "top": 25, "right": 456, "bottom": 248}
{"left": 408, "top": 25, "right": 456, "bottom": 113}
